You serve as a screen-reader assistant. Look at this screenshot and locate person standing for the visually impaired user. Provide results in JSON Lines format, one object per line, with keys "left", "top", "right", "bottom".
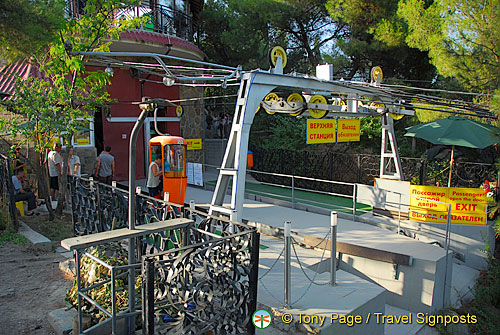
{"left": 147, "top": 155, "right": 163, "bottom": 197}
{"left": 13, "top": 147, "right": 27, "bottom": 174}
{"left": 47, "top": 143, "right": 62, "bottom": 201}
{"left": 68, "top": 147, "right": 81, "bottom": 177}
{"left": 95, "top": 146, "right": 115, "bottom": 185}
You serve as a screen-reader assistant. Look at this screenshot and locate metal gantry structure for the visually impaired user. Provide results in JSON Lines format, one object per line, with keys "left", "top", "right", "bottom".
{"left": 68, "top": 49, "right": 493, "bottom": 333}
{"left": 209, "top": 59, "right": 411, "bottom": 221}
{"left": 72, "top": 49, "right": 495, "bottom": 223}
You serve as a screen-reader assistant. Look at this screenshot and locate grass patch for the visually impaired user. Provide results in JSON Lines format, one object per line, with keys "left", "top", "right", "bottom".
{"left": 0, "top": 231, "right": 28, "bottom": 246}
{"left": 22, "top": 213, "right": 73, "bottom": 242}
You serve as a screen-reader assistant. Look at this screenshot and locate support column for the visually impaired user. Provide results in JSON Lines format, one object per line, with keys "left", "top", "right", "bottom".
{"left": 380, "top": 114, "right": 404, "bottom": 180}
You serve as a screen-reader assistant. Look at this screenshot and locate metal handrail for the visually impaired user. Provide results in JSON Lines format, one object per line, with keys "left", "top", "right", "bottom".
{"left": 66, "top": 2, "right": 199, "bottom": 44}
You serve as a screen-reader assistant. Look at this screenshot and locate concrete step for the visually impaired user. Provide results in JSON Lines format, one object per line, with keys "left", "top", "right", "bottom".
{"left": 18, "top": 222, "right": 51, "bottom": 251}
{"left": 48, "top": 308, "right": 76, "bottom": 335}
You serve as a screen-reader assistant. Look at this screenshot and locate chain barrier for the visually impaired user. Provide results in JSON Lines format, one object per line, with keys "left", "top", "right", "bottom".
{"left": 299, "top": 231, "right": 331, "bottom": 249}
{"left": 260, "top": 279, "right": 284, "bottom": 305}
{"left": 259, "top": 245, "right": 285, "bottom": 280}
{"left": 290, "top": 233, "right": 331, "bottom": 306}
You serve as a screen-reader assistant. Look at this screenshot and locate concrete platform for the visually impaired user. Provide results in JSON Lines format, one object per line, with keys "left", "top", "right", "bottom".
{"left": 358, "top": 212, "right": 493, "bottom": 271}
{"left": 186, "top": 186, "right": 452, "bottom": 313}
{"left": 258, "top": 235, "right": 386, "bottom": 334}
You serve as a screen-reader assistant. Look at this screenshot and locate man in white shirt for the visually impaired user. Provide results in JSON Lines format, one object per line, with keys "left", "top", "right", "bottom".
{"left": 68, "top": 147, "right": 81, "bottom": 177}
{"left": 47, "top": 143, "right": 63, "bottom": 201}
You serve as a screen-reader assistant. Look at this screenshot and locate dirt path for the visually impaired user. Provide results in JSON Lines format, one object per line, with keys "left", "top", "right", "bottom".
{"left": 0, "top": 243, "right": 72, "bottom": 335}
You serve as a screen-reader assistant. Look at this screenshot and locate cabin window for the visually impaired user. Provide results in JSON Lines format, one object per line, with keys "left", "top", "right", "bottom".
{"left": 163, "top": 144, "right": 186, "bottom": 178}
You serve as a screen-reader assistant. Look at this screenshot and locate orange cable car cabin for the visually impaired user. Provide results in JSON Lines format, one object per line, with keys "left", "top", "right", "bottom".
{"left": 148, "top": 136, "right": 187, "bottom": 205}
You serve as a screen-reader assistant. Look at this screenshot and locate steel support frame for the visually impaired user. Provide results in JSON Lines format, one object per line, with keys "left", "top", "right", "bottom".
{"left": 209, "top": 70, "right": 405, "bottom": 221}
{"left": 380, "top": 114, "right": 404, "bottom": 180}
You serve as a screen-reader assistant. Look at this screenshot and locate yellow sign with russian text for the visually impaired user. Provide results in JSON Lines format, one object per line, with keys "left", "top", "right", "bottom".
{"left": 307, "top": 119, "right": 336, "bottom": 144}
{"left": 186, "top": 138, "right": 202, "bottom": 150}
{"left": 76, "top": 138, "right": 90, "bottom": 145}
{"left": 409, "top": 185, "right": 487, "bottom": 225}
{"left": 337, "top": 119, "right": 361, "bottom": 142}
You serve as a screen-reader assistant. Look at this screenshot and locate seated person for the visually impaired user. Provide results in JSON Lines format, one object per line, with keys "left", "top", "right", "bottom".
{"left": 12, "top": 169, "right": 40, "bottom": 216}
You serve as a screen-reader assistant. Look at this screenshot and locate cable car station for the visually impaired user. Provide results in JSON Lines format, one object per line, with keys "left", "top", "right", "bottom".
{"left": 62, "top": 48, "right": 495, "bottom": 334}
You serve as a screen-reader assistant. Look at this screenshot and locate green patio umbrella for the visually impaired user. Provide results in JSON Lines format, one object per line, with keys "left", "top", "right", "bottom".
{"left": 405, "top": 116, "right": 500, "bottom": 187}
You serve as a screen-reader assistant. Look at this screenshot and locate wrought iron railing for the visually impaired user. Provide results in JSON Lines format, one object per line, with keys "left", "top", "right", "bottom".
{"left": 69, "top": 177, "right": 129, "bottom": 235}
{"left": 0, "top": 154, "right": 18, "bottom": 230}
{"left": 142, "top": 217, "right": 260, "bottom": 335}
{"left": 68, "top": 175, "right": 260, "bottom": 334}
{"left": 250, "top": 148, "right": 498, "bottom": 190}
{"left": 66, "top": 1, "right": 199, "bottom": 44}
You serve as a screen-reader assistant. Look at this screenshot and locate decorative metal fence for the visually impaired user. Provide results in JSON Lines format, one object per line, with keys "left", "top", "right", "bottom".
{"left": 69, "top": 177, "right": 129, "bottom": 236}
{"left": 68, "top": 176, "right": 260, "bottom": 334}
{"left": 69, "top": 176, "right": 192, "bottom": 237}
{"left": 66, "top": 2, "right": 199, "bottom": 45}
{"left": 142, "top": 217, "right": 260, "bottom": 335}
{"left": 0, "top": 154, "right": 18, "bottom": 230}
{"left": 251, "top": 148, "right": 498, "bottom": 190}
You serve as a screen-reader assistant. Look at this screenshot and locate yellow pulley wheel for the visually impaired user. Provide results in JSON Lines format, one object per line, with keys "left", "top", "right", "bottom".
{"left": 333, "top": 98, "right": 346, "bottom": 105}
{"left": 332, "top": 98, "right": 346, "bottom": 112}
{"left": 286, "top": 93, "right": 305, "bottom": 116}
{"left": 176, "top": 105, "right": 183, "bottom": 117}
{"left": 308, "top": 95, "right": 328, "bottom": 119}
{"left": 269, "top": 46, "right": 287, "bottom": 68}
{"left": 371, "top": 66, "right": 383, "bottom": 83}
{"left": 390, "top": 108, "right": 405, "bottom": 120}
{"left": 259, "top": 92, "right": 279, "bottom": 115}
{"left": 370, "top": 101, "right": 385, "bottom": 108}
{"left": 369, "top": 101, "right": 387, "bottom": 118}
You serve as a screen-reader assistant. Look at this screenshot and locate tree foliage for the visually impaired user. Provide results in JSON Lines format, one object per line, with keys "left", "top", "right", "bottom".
{"left": 0, "top": 0, "right": 65, "bottom": 63}
{"left": 0, "top": 0, "right": 143, "bottom": 218}
{"left": 397, "top": 0, "right": 500, "bottom": 95}
{"left": 326, "top": 0, "right": 436, "bottom": 81}
{"left": 199, "top": 0, "right": 343, "bottom": 73}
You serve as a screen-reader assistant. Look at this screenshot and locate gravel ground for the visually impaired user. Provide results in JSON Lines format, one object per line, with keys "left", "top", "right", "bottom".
{"left": 0, "top": 242, "right": 72, "bottom": 335}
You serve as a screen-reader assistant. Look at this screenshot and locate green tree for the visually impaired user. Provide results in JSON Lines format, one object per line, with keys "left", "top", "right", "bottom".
{"left": 250, "top": 112, "right": 307, "bottom": 151}
{"left": 200, "top": 0, "right": 343, "bottom": 73}
{"left": 326, "top": 0, "right": 436, "bottom": 81}
{"left": 0, "top": 0, "right": 142, "bottom": 219}
{"left": 397, "top": 0, "right": 500, "bottom": 101}
{"left": 0, "top": 0, "right": 65, "bottom": 63}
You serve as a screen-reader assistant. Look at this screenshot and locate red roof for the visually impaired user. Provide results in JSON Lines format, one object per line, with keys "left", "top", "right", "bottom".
{"left": 0, "top": 60, "right": 42, "bottom": 100}
{"left": 120, "top": 30, "right": 204, "bottom": 55}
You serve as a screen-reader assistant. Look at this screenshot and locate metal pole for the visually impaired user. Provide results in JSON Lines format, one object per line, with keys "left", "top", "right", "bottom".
{"left": 442, "top": 204, "right": 452, "bottom": 308}
{"left": 128, "top": 106, "right": 151, "bottom": 334}
{"left": 352, "top": 184, "right": 357, "bottom": 221}
{"left": 111, "top": 267, "right": 116, "bottom": 334}
{"left": 284, "top": 221, "right": 291, "bottom": 308}
{"left": 291, "top": 176, "right": 295, "bottom": 209}
{"left": 229, "top": 210, "right": 237, "bottom": 234}
{"left": 247, "top": 230, "right": 260, "bottom": 335}
{"left": 142, "top": 258, "right": 155, "bottom": 335}
{"left": 189, "top": 200, "right": 195, "bottom": 220}
{"left": 76, "top": 251, "right": 83, "bottom": 333}
{"left": 330, "top": 212, "right": 337, "bottom": 286}
{"left": 398, "top": 193, "right": 401, "bottom": 235}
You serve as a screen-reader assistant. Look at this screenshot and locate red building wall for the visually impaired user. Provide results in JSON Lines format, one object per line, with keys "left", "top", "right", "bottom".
{"left": 88, "top": 67, "right": 180, "bottom": 181}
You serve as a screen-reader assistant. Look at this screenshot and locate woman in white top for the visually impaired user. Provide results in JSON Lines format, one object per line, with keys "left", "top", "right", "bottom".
{"left": 147, "top": 156, "right": 163, "bottom": 197}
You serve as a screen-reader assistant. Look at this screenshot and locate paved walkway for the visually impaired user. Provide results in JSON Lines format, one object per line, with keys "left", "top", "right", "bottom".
{"left": 185, "top": 186, "right": 446, "bottom": 262}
